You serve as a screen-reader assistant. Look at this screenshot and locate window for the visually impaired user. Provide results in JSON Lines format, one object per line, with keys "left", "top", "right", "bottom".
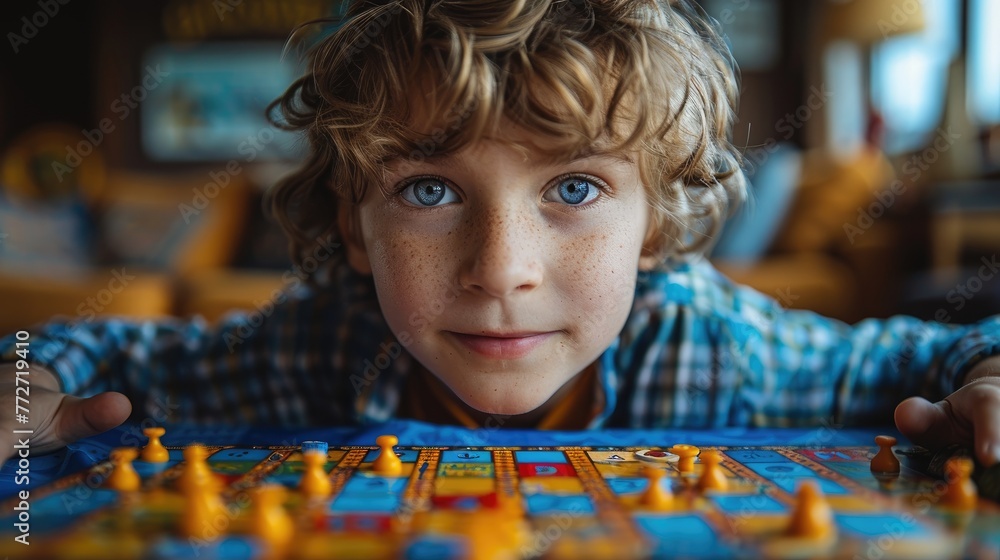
{"left": 968, "top": 0, "right": 1000, "bottom": 124}
{"left": 870, "top": 0, "right": 960, "bottom": 154}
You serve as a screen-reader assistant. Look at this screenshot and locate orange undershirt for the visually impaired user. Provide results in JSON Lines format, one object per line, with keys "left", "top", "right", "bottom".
{"left": 400, "top": 364, "right": 599, "bottom": 430}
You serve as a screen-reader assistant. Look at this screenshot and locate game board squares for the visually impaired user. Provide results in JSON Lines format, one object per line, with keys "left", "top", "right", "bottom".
{"left": 342, "top": 474, "right": 407, "bottom": 495}
{"left": 361, "top": 448, "right": 419, "bottom": 463}
{"left": 434, "top": 478, "right": 495, "bottom": 496}
{"left": 327, "top": 513, "right": 395, "bottom": 533}
{"left": 725, "top": 450, "right": 787, "bottom": 463}
{"left": 441, "top": 450, "right": 492, "bottom": 463}
{"left": 606, "top": 476, "right": 672, "bottom": 496}
{"left": 520, "top": 476, "right": 584, "bottom": 495}
{"left": 431, "top": 493, "right": 498, "bottom": 511}
{"left": 634, "top": 513, "right": 733, "bottom": 559}
{"left": 586, "top": 451, "right": 632, "bottom": 463}
{"left": 517, "top": 463, "right": 575, "bottom": 477}
{"left": 438, "top": 463, "right": 494, "bottom": 478}
{"left": 769, "top": 476, "right": 848, "bottom": 496}
{"left": 524, "top": 494, "right": 595, "bottom": 515}
{"left": 836, "top": 513, "right": 939, "bottom": 540}
{"left": 207, "top": 448, "right": 275, "bottom": 463}
{"left": 404, "top": 535, "right": 467, "bottom": 560}
{"left": 285, "top": 449, "right": 346, "bottom": 464}
{"left": 515, "top": 451, "right": 568, "bottom": 464}
{"left": 711, "top": 494, "right": 787, "bottom": 514}
{"left": 147, "top": 535, "right": 260, "bottom": 559}
{"left": 330, "top": 493, "right": 400, "bottom": 513}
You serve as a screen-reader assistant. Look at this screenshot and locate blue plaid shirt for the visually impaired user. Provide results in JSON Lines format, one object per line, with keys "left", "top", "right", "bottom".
{"left": 3, "top": 259, "right": 999, "bottom": 428}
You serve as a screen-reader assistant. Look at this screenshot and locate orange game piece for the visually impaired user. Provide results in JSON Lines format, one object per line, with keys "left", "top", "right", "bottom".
{"left": 670, "top": 444, "right": 700, "bottom": 474}
{"left": 785, "top": 480, "right": 835, "bottom": 540}
{"left": 140, "top": 427, "right": 169, "bottom": 463}
{"left": 252, "top": 484, "right": 294, "bottom": 550}
{"left": 941, "top": 457, "right": 977, "bottom": 511}
{"left": 696, "top": 449, "right": 728, "bottom": 492}
{"left": 373, "top": 435, "right": 402, "bottom": 475}
{"left": 107, "top": 447, "right": 141, "bottom": 491}
{"left": 870, "top": 435, "right": 900, "bottom": 474}
{"left": 639, "top": 465, "right": 672, "bottom": 510}
{"left": 298, "top": 449, "right": 332, "bottom": 499}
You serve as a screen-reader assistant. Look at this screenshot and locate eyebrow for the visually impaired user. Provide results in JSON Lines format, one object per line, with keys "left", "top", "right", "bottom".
{"left": 386, "top": 147, "right": 634, "bottom": 170}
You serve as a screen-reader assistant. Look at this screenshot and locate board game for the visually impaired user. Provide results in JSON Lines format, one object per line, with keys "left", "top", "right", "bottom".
{"left": 1, "top": 423, "right": 998, "bottom": 559}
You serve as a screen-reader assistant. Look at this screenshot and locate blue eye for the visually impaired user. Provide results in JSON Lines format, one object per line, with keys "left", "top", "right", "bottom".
{"left": 400, "top": 178, "right": 459, "bottom": 207}
{"left": 544, "top": 177, "right": 600, "bottom": 206}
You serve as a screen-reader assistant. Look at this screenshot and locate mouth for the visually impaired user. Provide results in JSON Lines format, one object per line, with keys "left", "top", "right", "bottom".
{"left": 445, "top": 331, "right": 557, "bottom": 360}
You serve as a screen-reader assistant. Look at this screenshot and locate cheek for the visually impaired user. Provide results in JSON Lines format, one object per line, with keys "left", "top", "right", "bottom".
{"left": 364, "top": 214, "right": 456, "bottom": 326}
{"left": 555, "top": 218, "right": 645, "bottom": 334}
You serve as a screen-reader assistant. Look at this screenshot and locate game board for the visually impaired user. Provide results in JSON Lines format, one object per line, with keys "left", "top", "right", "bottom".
{"left": 1, "top": 424, "right": 998, "bottom": 559}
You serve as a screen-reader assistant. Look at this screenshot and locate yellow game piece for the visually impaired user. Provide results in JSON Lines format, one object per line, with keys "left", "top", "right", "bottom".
{"left": 639, "top": 465, "right": 672, "bottom": 510}
{"left": 373, "top": 435, "right": 402, "bottom": 475}
{"left": 252, "top": 484, "right": 294, "bottom": 550}
{"left": 180, "top": 484, "right": 227, "bottom": 542}
{"left": 670, "top": 444, "right": 700, "bottom": 474}
{"left": 870, "top": 435, "right": 900, "bottom": 474}
{"left": 299, "top": 450, "right": 332, "bottom": 499}
{"left": 941, "top": 457, "right": 977, "bottom": 511}
{"left": 786, "top": 480, "right": 835, "bottom": 540}
{"left": 177, "top": 444, "right": 220, "bottom": 494}
{"left": 141, "top": 427, "right": 169, "bottom": 463}
{"left": 696, "top": 449, "right": 728, "bottom": 492}
{"left": 106, "top": 447, "right": 141, "bottom": 491}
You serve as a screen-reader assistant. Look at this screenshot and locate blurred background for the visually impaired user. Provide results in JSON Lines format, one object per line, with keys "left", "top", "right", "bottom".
{"left": 0, "top": 0, "right": 997, "bottom": 336}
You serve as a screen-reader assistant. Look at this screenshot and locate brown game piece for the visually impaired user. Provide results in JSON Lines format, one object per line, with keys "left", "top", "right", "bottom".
{"left": 786, "top": 479, "right": 835, "bottom": 540}
{"left": 639, "top": 465, "right": 672, "bottom": 510}
{"left": 941, "top": 457, "right": 977, "bottom": 511}
{"left": 669, "top": 444, "right": 700, "bottom": 474}
{"left": 870, "top": 435, "right": 900, "bottom": 474}
{"left": 696, "top": 449, "right": 728, "bottom": 492}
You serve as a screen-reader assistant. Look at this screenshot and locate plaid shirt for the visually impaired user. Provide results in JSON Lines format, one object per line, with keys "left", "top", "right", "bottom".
{"left": 3, "top": 259, "right": 999, "bottom": 428}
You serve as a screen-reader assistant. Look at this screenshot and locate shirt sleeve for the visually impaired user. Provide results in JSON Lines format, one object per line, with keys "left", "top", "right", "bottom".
{"left": 623, "top": 260, "right": 1000, "bottom": 428}
{"left": 0, "top": 285, "right": 351, "bottom": 426}
{"left": 705, "top": 265, "right": 1000, "bottom": 427}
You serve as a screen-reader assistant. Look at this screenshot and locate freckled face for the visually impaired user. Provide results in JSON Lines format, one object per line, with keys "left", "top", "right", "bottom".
{"left": 347, "top": 135, "right": 650, "bottom": 415}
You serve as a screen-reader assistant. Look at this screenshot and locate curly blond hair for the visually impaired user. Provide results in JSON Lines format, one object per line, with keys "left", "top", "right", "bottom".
{"left": 267, "top": 0, "right": 745, "bottom": 283}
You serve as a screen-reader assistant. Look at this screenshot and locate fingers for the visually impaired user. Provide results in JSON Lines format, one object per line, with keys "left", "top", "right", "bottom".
{"left": 894, "top": 396, "right": 971, "bottom": 450}
{"left": 969, "top": 388, "right": 1000, "bottom": 467}
{"left": 53, "top": 392, "right": 132, "bottom": 448}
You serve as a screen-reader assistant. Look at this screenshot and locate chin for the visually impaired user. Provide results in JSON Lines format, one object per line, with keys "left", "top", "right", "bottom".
{"left": 460, "top": 392, "right": 549, "bottom": 417}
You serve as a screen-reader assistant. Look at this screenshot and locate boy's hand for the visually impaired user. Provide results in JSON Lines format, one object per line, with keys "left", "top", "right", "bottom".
{"left": 0, "top": 363, "right": 131, "bottom": 466}
{"left": 895, "top": 357, "right": 1000, "bottom": 467}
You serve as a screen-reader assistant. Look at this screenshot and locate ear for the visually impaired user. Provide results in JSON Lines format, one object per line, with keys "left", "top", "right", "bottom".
{"left": 338, "top": 202, "right": 373, "bottom": 275}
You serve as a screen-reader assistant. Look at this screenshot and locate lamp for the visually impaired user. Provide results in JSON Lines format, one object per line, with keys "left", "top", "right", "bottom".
{"left": 822, "top": 0, "right": 925, "bottom": 46}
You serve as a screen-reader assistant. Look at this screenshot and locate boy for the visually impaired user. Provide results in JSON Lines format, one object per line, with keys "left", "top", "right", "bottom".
{"left": 1, "top": 0, "right": 999, "bottom": 467}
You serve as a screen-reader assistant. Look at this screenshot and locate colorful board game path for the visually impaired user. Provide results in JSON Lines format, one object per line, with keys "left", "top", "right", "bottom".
{"left": 0, "top": 423, "right": 998, "bottom": 559}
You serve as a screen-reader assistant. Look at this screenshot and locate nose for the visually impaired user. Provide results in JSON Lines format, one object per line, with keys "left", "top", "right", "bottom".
{"left": 458, "top": 206, "right": 543, "bottom": 298}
